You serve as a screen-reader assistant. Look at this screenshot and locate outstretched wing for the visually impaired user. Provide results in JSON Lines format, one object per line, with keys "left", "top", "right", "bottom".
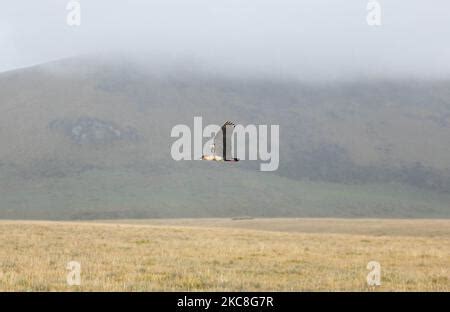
{"left": 214, "top": 121, "right": 235, "bottom": 160}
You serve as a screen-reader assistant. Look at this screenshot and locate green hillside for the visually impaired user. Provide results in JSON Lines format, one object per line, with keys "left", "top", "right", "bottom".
{"left": 0, "top": 56, "right": 449, "bottom": 219}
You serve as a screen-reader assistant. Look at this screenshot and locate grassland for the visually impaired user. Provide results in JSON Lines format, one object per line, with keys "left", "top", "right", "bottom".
{"left": 0, "top": 218, "right": 448, "bottom": 291}
{"left": 2, "top": 167, "right": 450, "bottom": 219}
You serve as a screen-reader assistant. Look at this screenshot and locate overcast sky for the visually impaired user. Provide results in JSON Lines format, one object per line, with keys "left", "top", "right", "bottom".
{"left": 1, "top": 0, "right": 450, "bottom": 80}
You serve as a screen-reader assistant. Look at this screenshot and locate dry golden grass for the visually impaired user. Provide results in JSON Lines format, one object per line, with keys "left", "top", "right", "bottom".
{"left": 0, "top": 218, "right": 448, "bottom": 291}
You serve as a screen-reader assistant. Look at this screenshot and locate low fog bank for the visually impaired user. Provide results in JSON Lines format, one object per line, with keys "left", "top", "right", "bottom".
{"left": 1, "top": 1, "right": 450, "bottom": 81}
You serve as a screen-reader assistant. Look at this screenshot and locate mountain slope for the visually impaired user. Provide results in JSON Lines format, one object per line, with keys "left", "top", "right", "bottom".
{"left": 0, "top": 57, "right": 449, "bottom": 219}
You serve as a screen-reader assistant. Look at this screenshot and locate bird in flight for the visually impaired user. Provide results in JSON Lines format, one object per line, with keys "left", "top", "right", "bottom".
{"left": 202, "top": 121, "right": 240, "bottom": 162}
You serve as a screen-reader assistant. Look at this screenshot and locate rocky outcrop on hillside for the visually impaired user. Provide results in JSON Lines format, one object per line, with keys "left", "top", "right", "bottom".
{"left": 49, "top": 116, "right": 140, "bottom": 145}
